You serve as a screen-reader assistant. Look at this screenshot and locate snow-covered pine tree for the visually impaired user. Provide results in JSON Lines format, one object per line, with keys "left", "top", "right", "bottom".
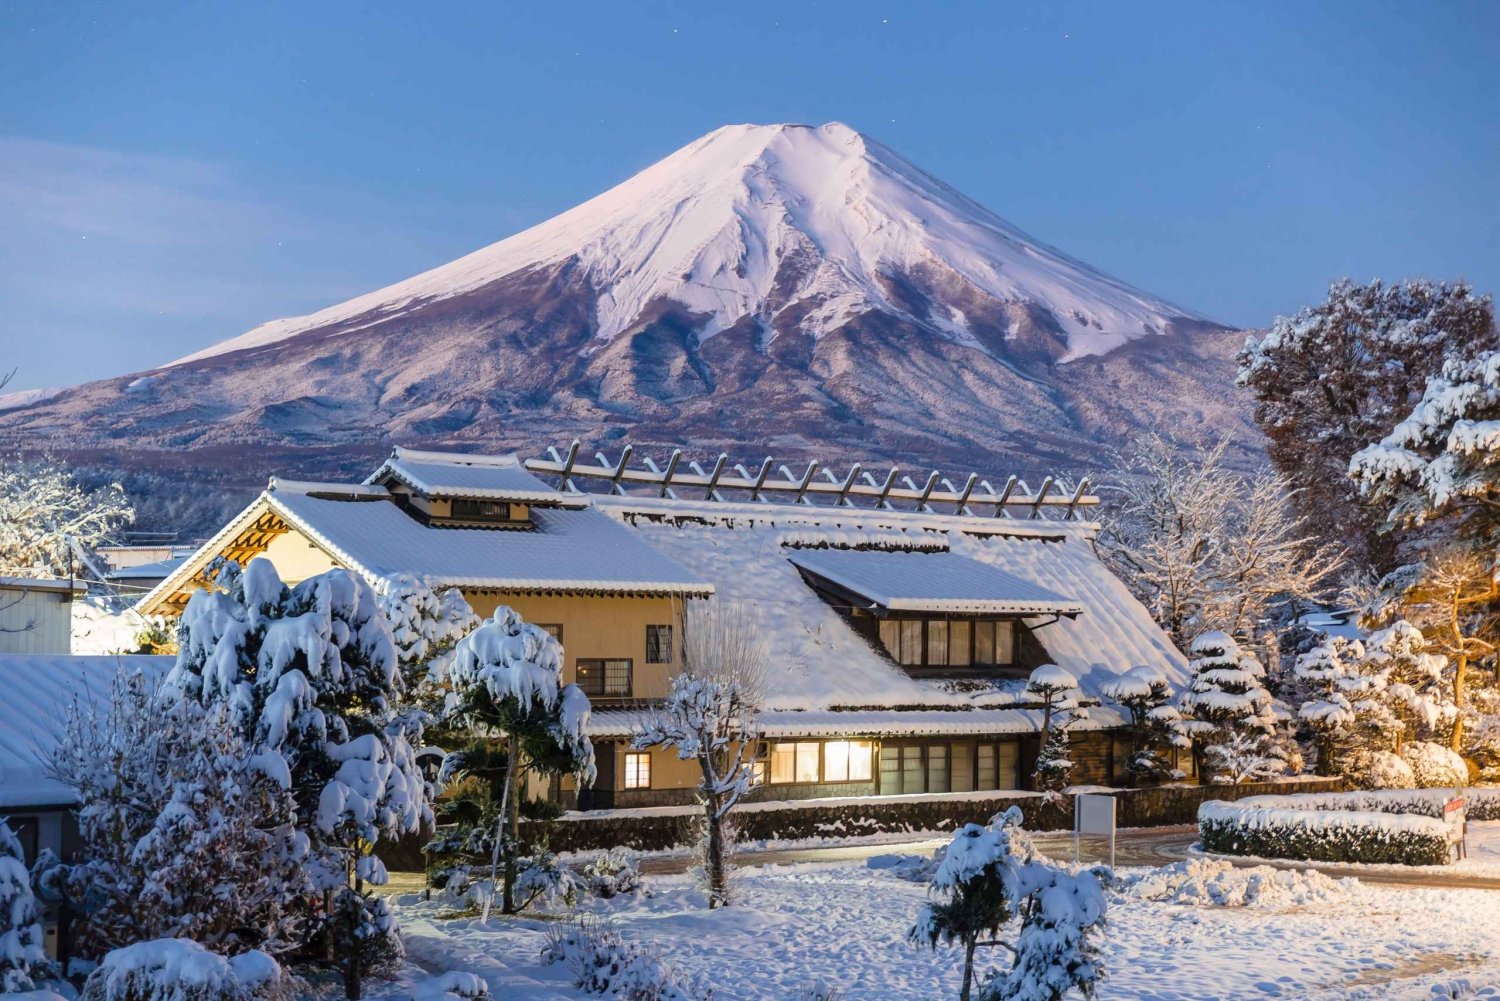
{"left": 1100, "top": 665, "right": 1189, "bottom": 785}
{"left": 1179, "top": 632, "right": 1283, "bottom": 784}
{"left": 164, "top": 558, "right": 430, "bottom": 952}
{"left": 980, "top": 866, "right": 1107, "bottom": 1001}
{"left": 633, "top": 601, "right": 765, "bottom": 909}
{"left": 909, "top": 808, "right": 1032, "bottom": 1001}
{"left": 1350, "top": 345, "right": 1500, "bottom": 751}
{"left": 1240, "top": 277, "right": 1497, "bottom": 574}
{"left": 376, "top": 572, "right": 479, "bottom": 719}
{"left": 910, "top": 808, "right": 1108, "bottom": 1001}
{"left": 1, "top": 818, "right": 53, "bottom": 992}
{"left": 1026, "top": 665, "right": 1083, "bottom": 792}
{"left": 1293, "top": 635, "right": 1393, "bottom": 778}
{"left": 448, "top": 605, "right": 595, "bottom": 918}
{"left": 42, "top": 670, "right": 304, "bottom": 959}
{"left": 1362, "top": 620, "right": 1452, "bottom": 754}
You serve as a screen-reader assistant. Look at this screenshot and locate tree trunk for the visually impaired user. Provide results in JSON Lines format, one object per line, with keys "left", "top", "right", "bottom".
{"left": 482, "top": 742, "right": 519, "bottom": 922}
{"left": 503, "top": 751, "right": 522, "bottom": 915}
{"left": 1451, "top": 649, "right": 1469, "bottom": 753}
{"left": 959, "top": 936, "right": 977, "bottom": 1001}
{"left": 703, "top": 780, "right": 727, "bottom": 908}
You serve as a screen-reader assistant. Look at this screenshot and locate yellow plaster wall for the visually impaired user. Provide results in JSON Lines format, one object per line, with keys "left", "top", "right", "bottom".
{"left": 260, "top": 531, "right": 341, "bottom": 584}
{"left": 463, "top": 592, "right": 683, "bottom": 698}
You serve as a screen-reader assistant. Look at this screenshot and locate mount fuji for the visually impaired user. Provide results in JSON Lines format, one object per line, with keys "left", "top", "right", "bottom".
{"left": 1, "top": 122, "right": 1253, "bottom": 523}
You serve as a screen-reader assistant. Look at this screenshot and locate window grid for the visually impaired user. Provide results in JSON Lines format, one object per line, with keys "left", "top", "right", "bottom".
{"left": 624, "top": 752, "right": 651, "bottom": 789}
{"left": 646, "top": 624, "right": 673, "bottom": 665}
{"left": 575, "top": 658, "right": 632, "bottom": 698}
{"left": 878, "top": 618, "right": 1017, "bottom": 668}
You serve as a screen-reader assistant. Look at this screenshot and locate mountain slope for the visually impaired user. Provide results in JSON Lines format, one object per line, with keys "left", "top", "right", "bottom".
{"left": 0, "top": 122, "right": 1255, "bottom": 527}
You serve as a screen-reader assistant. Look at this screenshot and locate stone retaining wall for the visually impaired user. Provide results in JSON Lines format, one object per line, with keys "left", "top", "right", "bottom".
{"left": 506, "top": 775, "right": 1348, "bottom": 855}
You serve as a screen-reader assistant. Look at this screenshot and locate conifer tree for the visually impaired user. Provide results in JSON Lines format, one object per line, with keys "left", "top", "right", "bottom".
{"left": 1179, "top": 632, "right": 1283, "bottom": 784}
{"left": 0, "top": 818, "right": 53, "bottom": 992}
{"left": 1101, "top": 665, "right": 1189, "bottom": 784}
{"left": 1026, "top": 665, "right": 1083, "bottom": 792}
{"left": 448, "top": 605, "right": 595, "bottom": 918}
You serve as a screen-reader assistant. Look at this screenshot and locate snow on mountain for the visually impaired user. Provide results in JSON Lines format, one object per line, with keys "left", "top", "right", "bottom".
{"left": 171, "top": 122, "right": 1206, "bottom": 368}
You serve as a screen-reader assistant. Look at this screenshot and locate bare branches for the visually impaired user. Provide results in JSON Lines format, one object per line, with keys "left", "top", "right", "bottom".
{"left": 1098, "top": 433, "right": 1347, "bottom": 649}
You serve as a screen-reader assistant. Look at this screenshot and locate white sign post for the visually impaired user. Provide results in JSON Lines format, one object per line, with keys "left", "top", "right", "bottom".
{"left": 1444, "top": 790, "right": 1468, "bottom": 862}
{"left": 1075, "top": 792, "right": 1117, "bottom": 868}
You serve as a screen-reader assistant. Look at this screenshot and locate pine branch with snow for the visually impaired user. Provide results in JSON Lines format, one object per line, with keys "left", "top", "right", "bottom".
{"left": 1101, "top": 666, "right": 1190, "bottom": 784}
{"left": 1240, "top": 277, "right": 1497, "bottom": 573}
{"left": 633, "top": 600, "right": 766, "bottom": 909}
{"left": 0, "top": 817, "right": 54, "bottom": 992}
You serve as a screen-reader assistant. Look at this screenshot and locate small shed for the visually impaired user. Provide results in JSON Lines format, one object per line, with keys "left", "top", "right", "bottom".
{"left": 0, "top": 577, "right": 86, "bottom": 655}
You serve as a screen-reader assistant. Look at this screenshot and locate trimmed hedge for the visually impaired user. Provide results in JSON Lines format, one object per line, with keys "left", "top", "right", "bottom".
{"left": 1198, "top": 800, "right": 1454, "bottom": 866}
{"left": 1222, "top": 787, "right": 1498, "bottom": 822}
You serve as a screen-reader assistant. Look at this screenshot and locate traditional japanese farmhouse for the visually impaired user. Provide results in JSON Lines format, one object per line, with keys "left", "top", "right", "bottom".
{"left": 138, "top": 446, "right": 1190, "bottom": 810}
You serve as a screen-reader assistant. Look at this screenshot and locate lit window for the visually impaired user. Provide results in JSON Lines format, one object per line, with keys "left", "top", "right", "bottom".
{"left": 927, "top": 620, "right": 949, "bottom": 665}
{"left": 576, "top": 659, "right": 632, "bottom": 697}
{"left": 646, "top": 625, "right": 673, "bottom": 664}
{"left": 770, "top": 742, "right": 796, "bottom": 784}
{"left": 624, "top": 752, "right": 651, "bottom": 789}
{"left": 768, "top": 741, "right": 822, "bottom": 783}
{"left": 823, "top": 740, "right": 873, "bottom": 782}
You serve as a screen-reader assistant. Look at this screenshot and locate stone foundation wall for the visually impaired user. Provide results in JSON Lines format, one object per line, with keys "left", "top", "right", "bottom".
{"left": 505, "top": 775, "right": 1348, "bottom": 856}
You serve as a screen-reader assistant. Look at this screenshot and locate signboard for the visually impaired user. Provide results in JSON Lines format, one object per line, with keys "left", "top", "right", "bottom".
{"left": 1445, "top": 793, "right": 1467, "bottom": 860}
{"left": 1074, "top": 792, "right": 1117, "bottom": 868}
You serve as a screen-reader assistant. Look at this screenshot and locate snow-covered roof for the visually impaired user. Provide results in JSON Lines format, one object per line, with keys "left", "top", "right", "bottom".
{"left": 590, "top": 705, "right": 1129, "bottom": 739}
{"left": 787, "top": 548, "right": 1081, "bottom": 615}
{"left": 366, "top": 447, "right": 575, "bottom": 504}
{"left": 104, "top": 555, "right": 188, "bottom": 581}
{"left": 0, "top": 653, "right": 174, "bottom": 808}
{"left": 595, "top": 496, "right": 1186, "bottom": 713}
{"left": 0, "top": 576, "right": 86, "bottom": 595}
{"left": 266, "top": 489, "right": 711, "bottom": 595}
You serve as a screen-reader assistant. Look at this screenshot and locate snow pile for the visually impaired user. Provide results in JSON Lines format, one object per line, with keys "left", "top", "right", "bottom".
{"left": 411, "top": 971, "right": 493, "bottom": 1001}
{"left": 172, "top": 123, "right": 1203, "bottom": 369}
{"left": 79, "top": 939, "right": 287, "bottom": 1001}
{"left": 1198, "top": 799, "right": 1453, "bottom": 866}
{"left": 1120, "top": 859, "right": 1353, "bottom": 908}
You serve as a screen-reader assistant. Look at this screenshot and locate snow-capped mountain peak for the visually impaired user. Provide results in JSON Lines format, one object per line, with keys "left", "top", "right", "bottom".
{"left": 171, "top": 122, "right": 1206, "bottom": 367}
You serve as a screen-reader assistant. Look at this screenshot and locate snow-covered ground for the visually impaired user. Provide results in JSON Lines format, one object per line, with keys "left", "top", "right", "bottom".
{"left": 370, "top": 841, "right": 1500, "bottom": 1001}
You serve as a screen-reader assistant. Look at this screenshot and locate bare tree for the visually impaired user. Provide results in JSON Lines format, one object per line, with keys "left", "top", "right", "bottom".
{"left": 0, "top": 454, "right": 133, "bottom": 578}
{"left": 633, "top": 601, "right": 766, "bottom": 908}
{"left": 1098, "top": 433, "right": 1346, "bottom": 650}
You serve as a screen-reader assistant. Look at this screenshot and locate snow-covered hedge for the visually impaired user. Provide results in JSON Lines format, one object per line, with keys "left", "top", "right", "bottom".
{"left": 1224, "top": 787, "right": 1499, "bottom": 821}
{"left": 1198, "top": 800, "right": 1452, "bottom": 866}
{"left": 79, "top": 939, "right": 289, "bottom": 1001}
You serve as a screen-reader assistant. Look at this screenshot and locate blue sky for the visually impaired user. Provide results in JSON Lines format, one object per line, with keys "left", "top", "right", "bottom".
{"left": 2, "top": 1, "right": 1496, "bottom": 390}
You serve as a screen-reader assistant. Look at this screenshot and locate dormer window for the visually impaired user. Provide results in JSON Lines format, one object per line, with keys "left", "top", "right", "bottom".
{"left": 451, "top": 498, "right": 517, "bottom": 523}
{"left": 877, "top": 617, "right": 1016, "bottom": 669}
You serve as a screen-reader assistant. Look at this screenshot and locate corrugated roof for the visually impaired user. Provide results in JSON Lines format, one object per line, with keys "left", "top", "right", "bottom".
{"left": 0, "top": 654, "right": 175, "bottom": 808}
{"left": 269, "top": 489, "right": 713, "bottom": 596}
{"left": 367, "top": 447, "right": 569, "bottom": 503}
{"left": 786, "top": 548, "right": 1082, "bottom": 615}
